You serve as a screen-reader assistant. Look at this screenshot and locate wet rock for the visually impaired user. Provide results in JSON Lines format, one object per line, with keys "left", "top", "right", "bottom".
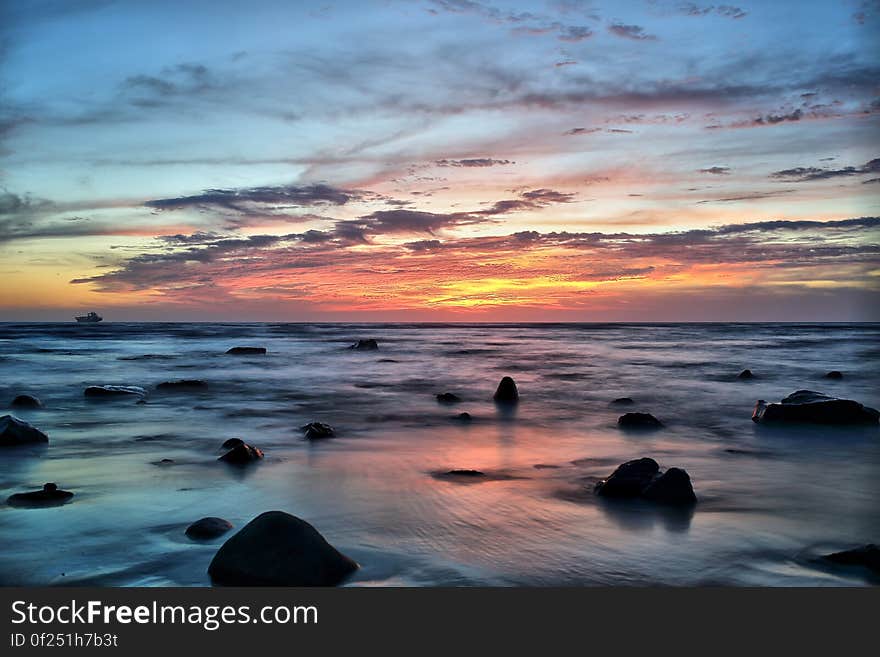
{"left": 349, "top": 339, "right": 378, "bottom": 350}
{"left": 218, "top": 443, "right": 264, "bottom": 464}
{"left": 302, "top": 422, "right": 335, "bottom": 440}
{"left": 824, "top": 371, "right": 843, "bottom": 380}
{"left": 611, "top": 397, "right": 634, "bottom": 405}
{"left": 641, "top": 467, "right": 697, "bottom": 505}
{"left": 455, "top": 412, "right": 472, "bottom": 422}
{"left": 186, "top": 517, "right": 234, "bottom": 540}
{"left": 446, "top": 469, "right": 485, "bottom": 477}
{"left": 11, "top": 394, "right": 42, "bottom": 409}
{"left": 493, "top": 376, "right": 519, "bottom": 404}
{"left": 436, "top": 392, "right": 462, "bottom": 404}
{"left": 221, "top": 438, "right": 245, "bottom": 450}
{"left": 84, "top": 385, "right": 146, "bottom": 398}
{"left": 752, "top": 390, "right": 879, "bottom": 425}
{"left": 208, "top": 510, "right": 358, "bottom": 586}
{"left": 617, "top": 412, "right": 663, "bottom": 429}
{"left": 154, "top": 458, "right": 175, "bottom": 466}
{"left": 156, "top": 379, "right": 208, "bottom": 390}
{"left": 7, "top": 483, "right": 73, "bottom": 508}
{"left": 594, "top": 458, "right": 659, "bottom": 498}
{"left": 0, "top": 415, "right": 49, "bottom": 446}
{"left": 737, "top": 369, "right": 754, "bottom": 379}
{"left": 225, "top": 346, "right": 267, "bottom": 355}
{"left": 823, "top": 544, "right": 880, "bottom": 574}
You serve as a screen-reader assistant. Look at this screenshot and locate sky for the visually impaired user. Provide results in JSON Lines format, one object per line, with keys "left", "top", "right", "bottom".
{"left": 1, "top": 0, "right": 878, "bottom": 321}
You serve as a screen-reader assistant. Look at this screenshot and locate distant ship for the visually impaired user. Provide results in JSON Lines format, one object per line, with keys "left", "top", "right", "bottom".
{"left": 75, "top": 312, "right": 103, "bottom": 323}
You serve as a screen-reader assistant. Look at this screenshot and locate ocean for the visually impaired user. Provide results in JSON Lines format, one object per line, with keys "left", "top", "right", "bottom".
{"left": 0, "top": 322, "right": 877, "bottom": 586}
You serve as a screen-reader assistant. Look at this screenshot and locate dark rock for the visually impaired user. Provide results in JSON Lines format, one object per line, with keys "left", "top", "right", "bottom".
{"left": 154, "top": 458, "right": 175, "bottom": 466}
{"left": 824, "top": 371, "right": 843, "bottom": 380}
{"left": 445, "top": 469, "right": 485, "bottom": 477}
{"left": 186, "top": 517, "right": 234, "bottom": 540}
{"left": 349, "top": 339, "right": 378, "bottom": 350}
{"left": 7, "top": 483, "right": 73, "bottom": 508}
{"left": 455, "top": 412, "right": 472, "bottom": 422}
{"left": 11, "top": 394, "right": 42, "bottom": 409}
{"left": 752, "top": 390, "right": 880, "bottom": 425}
{"left": 594, "top": 458, "right": 660, "bottom": 498}
{"left": 84, "top": 385, "right": 146, "bottom": 398}
{"left": 221, "top": 438, "right": 245, "bottom": 450}
{"left": 823, "top": 544, "right": 880, "bottom": 574}
{"left": 611, "top": 397, "right": 634, "bottom": 405}
{"left": 641, "top": 467, "right": 697, "bottom": 505}
{"left": 226, "top": 346, "right": 267, "bottom": 355}
{"left": 738, "top": 369, "right": 754, "bottom": 379}
{"left": 208, "top": 510, "right": 358, "bottom": 586}
{"left": 618, "top": 412, "right": 663, "bottom": 429}
{"left": 302, "top": 422, "right": 335, "bottom": 440}
{"left": 157, "top": 379, "right": 208, "bottom": 390}
{"left": 436, "top": 392, "right": 462, "bottom": 404}
{"left": 218, "top": 443, "right": 264, "bottom": 464}
{"left": 493, "top": 376, "right": 519, "bottom": 404}
{"left": 0, "top": 415, "right": 49, "bottom": 446}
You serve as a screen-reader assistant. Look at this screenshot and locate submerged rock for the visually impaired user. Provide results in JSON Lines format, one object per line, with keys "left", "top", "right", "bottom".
{"left": 0, "top": 415, "right": 49, "bottom": 446}
{"left": 493, "top": 376, "right": 519, "bottom": 404}
{"left": 823, "top": 544, "right": 880, "bottom": 574}
{"left": 752, "top": 390, "right": 880, "bottom": 425}
{"left": 225, "top": 346, "right": 267, "bottom": 355}
{"left": 218, "top": 443, "right": 264, "bottom": 464}
{"left": 738, "top": 369, "right": 754, "bottom": 379}
{"left": 824, "top": 371, "right": 843, "bottom": 380}
{"left": 157, "top": 379, "right": 208, "bottom": 391}
{"left": 186, "top": 517, "right": 234, "bottom": 540}
{"left": 221, "top": 438, "right": 245, "bottom": 450}
{"left": 11, "top": 394, "right": 42, "bottom": 409}
{"left": 445, "top": 469, "right": 485, "bottom": 477}
{"left": 595, "top": 458, "right": 696, "bottom": 506}
{"left": 349, "top": 339, "right": 378, "bottom": 350}
{"left": 455, "top": 412, "right": 472, "bottom": 422}
{"left": 436, "top": 392, "right": 462, "bottom": 404}
{"left": 208, "top": 510, "right": 358, "bottom": 586}
{"left": 302, "top": 422, "right": 335, "bottom": 440}
{"left": 84, "top": 385, "right": 146, "bottom": 398}
{"left": 611, "top": 397, "right": 635, "bottom": 405}
{"left": 7, "top": 483, "right": 73, "bottom": 508}
{"left": 642, "top": 468, "right": 697, "bottom": 505}
{"left": 617, "top": 412, "right": 663, "bottom": 429}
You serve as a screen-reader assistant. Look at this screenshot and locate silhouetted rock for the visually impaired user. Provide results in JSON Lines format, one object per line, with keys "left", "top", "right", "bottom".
{"left": 824, "top": 371, "right": 843, "bottom": 380}
{"left": 493, "top": 376, "right": 519, "bottom": 404}
{"left": 738, "top": 369, "right": 754, "bottom": 379}
{"left": 218, "top": 443, "right": 264, "bottom": 464}
{"left": 594, "top": 458, "right": 660, "bottom": 498}
{"left": 823, "top": 544, "right": 880, "bottom": 574}
{"left": 436, "top": 392, "right": 462, "bottom": 404}
{"left": 157, "top": 379, "right": 208, "bottom": 390}
{"left": 446, "top": 469, "right": 485, "bottom": 477}
{"left": 642, "top": 467, "right": 697, "bottom": 505}
{"left": 455, "top": 412, "right": 472, "bottom": 422}
{"left": 186, "top": 517, "right": 234, "bottom": 540}
{"left": 225, "top": 346, "right": 267, "bottom": 355}
{"left": 752, "top": 390, "right": 880, "bottom": 425}
{"left": 611, "top": 397, "right": 634, "bottom": 405}
{"left": 7, "top": 483, "right": 73, "bottom": 508}
{"left": 221, "top": 438, "right": 245, "bottom": 450}
{"left": 84, "top": 385, "right": 146, "bottom": 398}
{"left": 302, "top": 422, "right": 335, "bottom": 440}
{"left": 0, "top": 415, "right": 49, "bottom": 446}
{"left": 349, "top": 339, "right": 378, "bottom": 350}
{"left": 11, "top": 394, "right": 42, "bottom": 409}
{"left": 617, "top": 412, "right": 663, "bottom": 429}
{"left": 208, "top": 510, "right": 358, "bottom": 586}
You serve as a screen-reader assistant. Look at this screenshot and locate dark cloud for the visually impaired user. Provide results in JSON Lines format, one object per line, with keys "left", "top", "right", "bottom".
{"left": 558, "top": 25, "right": 593, "bottom": 42}
{"left": 699, "top": 166, "right": 731, "bottom": 174}
{"left": 679, "top": 4, "right": 747, "bottom": 19}
{"left": 770, "top": 157, "right": 880, "bottom": 182}
{"left": 435, "top": 158, "right": 514, "bottom": 167}
{"left": 753, "top": 108, "right": 803, "bottom": 125}
{"left": 144, "top": 183, "right": 359, "bottom": 213}
{"left": 608, "top": 23, "right": 657, "bottom": 40}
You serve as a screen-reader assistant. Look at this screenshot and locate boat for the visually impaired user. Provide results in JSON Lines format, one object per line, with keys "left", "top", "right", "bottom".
{"left": 75, "top": 312, "right": 103, "bottom": 323}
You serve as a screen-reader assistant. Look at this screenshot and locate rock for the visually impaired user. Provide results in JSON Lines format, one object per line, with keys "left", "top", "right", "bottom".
{"left": 824, "top": 371, "right": 843, "bottom": 380}
{"left": 218, "top": 443, "right": 264, "bottom": 464}
{"left": 823, "top": 544, "right": 880, "bottom": 574}
{"left": 493, "top": 376, "right": 519, "bottom": 404}
{"left": 156, "top": 379, "right": 208, "bottom": 390}
{"left": 226, "top": 346, "right": 267, "bottom": 355}
{"left": 594, "top": 458, "right": 660, "bottom": 498}
{"left": 11, "top": 394, "right": 42, "bottom": 409}
{"left": 0, "top": 415, "right": 49, "bottom": 446}
{"left": 186, "top": 517, "right": 234, "bottom": 540}
{"left": 208, "top": 510, "right": 358, "bottom": 586}
{"left": 7, "top": 483, "right": 73, "bottom": 508}
{"left": 221, "top": 438, "right": 245, "bottom": 450}
{"left": 436, "top": 392, "right": 462, "bottom": 404}
{"left": 752, "top": 390, "right": 880, "bottom": 425}
{"left": 446, "top": 469, "right": 485, "bottom": 477}
{"left": 611, "top": 397, "right": 634, "bottom": 405}
{"left": 455, "top": 412, "right": 472, "bottom": 422}
{"left": 154, "top": 458, "right": 175, "bottom": 466}
{"left": 84, "top": 385, "right": 146, "bottom": 398}
{"left": 302, "top": 422, "right": 335, "bottom": 440}
{"left": 738, "top": 369, "right": 754, "bottom": 379}
{"left": 617, "top": 412, "right": 663, "bottom": 429}
{"left": 349, "top": 339, "right": 378, "bottom": 350}
{"left": 641, "top": 467, "right": 697, "bottom": 505}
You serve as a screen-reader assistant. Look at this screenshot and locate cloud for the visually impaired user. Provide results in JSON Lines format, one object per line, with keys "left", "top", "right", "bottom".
{"left": 608, "top": 23, "right": 657, "bottom": 40}
{"left": 699, "top": 166, "right": 731, "bottom": 174}
{"left": 680, "top": 4, "right": 747, "bottom": 19}
{"left": 434, "top": 158, "right": 514, "bottom": 167}
{"left": 144, "top": 183, "right": 360, "bottom": 214}
{"left": 770, "top": 157, "right": 880, "bottom": 182}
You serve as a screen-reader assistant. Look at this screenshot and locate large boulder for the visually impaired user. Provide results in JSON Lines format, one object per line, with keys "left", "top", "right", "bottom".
{"left": 823, "top": 544, "right": 880, "bottom": 574}
{"left": 594, "top": 458, "right": 659, "bottom": 498}
{"left": 208, "top": 511, "right": 358, "bottom": 586}
{"left": 7, "top": 483, "right": 73, "bottom": 508}
{"left": 302, "top": 422, "right": 335, "bottom": 440}
{"left": 11, "top": 394, "right": 42, "bottom": 409}
{"left": 218, "top": 443, "right": 264, "bottom": 464}
{"left": 157, "top": 379, "right": 208, "bottom": 391}
{"left": 349, "top": 339, "right": 378, "bottom": 350}
{"left": 436, "top": 392, "right": 462, "bottom": 404}
{"left": 642, "top": 468, "right": 697, "bottom": 505}
{"left": 221, "top": 438, "right": 245, "bottom": 450}
{"left": 493, "top": 376, "right": 519, "bottom": 404}
{"left": 84, "top": 385, "right": 146, "bottom": 398}
{"left": 226, "top": 346, "right": 267, "bottom": 355}
{"left": 618, "top": 412, "right": 663, "bottom": 429}
{"left": 186, "top": 517, "right": 234, "bottom": 540}
{"left": 0, "top": 415, "right": 49, "bottom": 446}
{"left": 752, "top": 390, "right": 880, "bottom": 425}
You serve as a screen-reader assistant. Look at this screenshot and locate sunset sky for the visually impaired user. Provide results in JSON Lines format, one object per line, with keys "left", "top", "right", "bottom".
{"left": 1, "top": 0, "right": 878, "bottom": 321}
